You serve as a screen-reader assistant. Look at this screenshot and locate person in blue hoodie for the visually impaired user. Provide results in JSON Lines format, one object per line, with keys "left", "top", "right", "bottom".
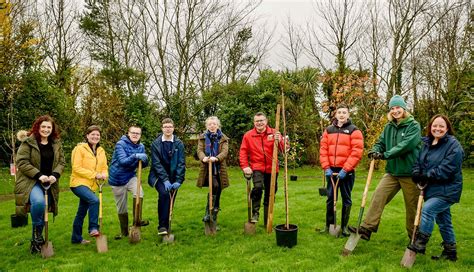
{"left": 108, "top": 125, "right": 149, "bottom": 240}
{"left": 148, "top": 118, "right": 186, "bottom": 236}
{"left": 407, "top": 114, "right": 464, "bottom": 262}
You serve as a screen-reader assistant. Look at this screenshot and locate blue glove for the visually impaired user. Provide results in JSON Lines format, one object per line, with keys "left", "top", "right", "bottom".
{"left": 135, "top": 153, "right": 148, "bottom": 161}
{"left": 337, "top": 169, "right": 347, "bottom": 180}
{"left": 171, "top": 182, "right": 181, "bottom": 190}
{"left": 325, "top": 168, "right": 333, "bottom": 177}
{"left": 163, "top": 181, "right": 172, "bottom": 192}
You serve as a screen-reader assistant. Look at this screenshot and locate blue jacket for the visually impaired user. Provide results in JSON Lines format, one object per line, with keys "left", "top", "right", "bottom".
{"left": 108, "top": 135, "right": 149, "bottom": 186}
{"left": 413, "top": 135, "right": 464, "bottom": 203}
{"left": 148, "top": 134, "right": 186, "bottom": 189}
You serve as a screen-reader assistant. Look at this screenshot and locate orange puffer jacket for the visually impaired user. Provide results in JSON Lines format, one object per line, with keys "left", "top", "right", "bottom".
{"left": 239, "top": 126, "right": 285, "bottom": 174}
{"left": 319, "top": 120, "right": 364, "bottom": 172}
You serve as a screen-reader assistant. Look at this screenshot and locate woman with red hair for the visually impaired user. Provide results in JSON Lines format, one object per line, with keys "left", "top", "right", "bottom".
{"left": 15, "top": 115, "right": 66, "bottom": 254}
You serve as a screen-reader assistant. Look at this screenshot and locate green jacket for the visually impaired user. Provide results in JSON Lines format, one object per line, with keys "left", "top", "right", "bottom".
{"left": 372, "top": 115, "right": 421, "bottom": 177}
{"left": 14, "top": 134, "right": 66, "bottom": 216}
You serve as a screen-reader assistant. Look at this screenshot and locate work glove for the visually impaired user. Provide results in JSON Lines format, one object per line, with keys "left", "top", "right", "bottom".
{"left": 135, "top": 153, "right": 148, "bottom": 161}
{"left": 337, "top": 169, "right": 347, "bottom": 180}
{"left": 171, "top": 182, "right": 181, "bottom": 190}
{"left": 325, "top": 168, "right": 333, "bottom": 177}
{"left": 369, "top": 152, "right": 384, "bottom": 160}
{"left": 163, "top": 180, "right": 172, "bottom": 192}
{"left": 412, "top": 172, "right": 428, "bottom": 186}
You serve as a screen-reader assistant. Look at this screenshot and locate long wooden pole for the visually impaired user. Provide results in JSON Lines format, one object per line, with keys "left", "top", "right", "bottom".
{"left": 281, "top": 94, "right": 289, "bottom": 229}
{"left": 266, "top": 104, "right": 281, "bottom": 233}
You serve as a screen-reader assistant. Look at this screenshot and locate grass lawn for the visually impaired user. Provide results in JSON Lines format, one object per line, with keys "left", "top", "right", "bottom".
{"left": 0, "top": 165, "right": 473, "bottom": 271}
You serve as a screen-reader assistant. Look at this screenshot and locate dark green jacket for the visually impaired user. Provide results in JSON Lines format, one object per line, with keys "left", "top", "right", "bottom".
{"left": 14, "top": 134, "right": 66, "bottom": 216}
{"left": 372, "top": 115, "right": 421, "bottom": 176}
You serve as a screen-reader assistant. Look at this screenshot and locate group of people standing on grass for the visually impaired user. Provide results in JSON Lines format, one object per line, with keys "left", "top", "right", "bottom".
{"left": 14, "top": 95, "right": 463, "bottom": 263}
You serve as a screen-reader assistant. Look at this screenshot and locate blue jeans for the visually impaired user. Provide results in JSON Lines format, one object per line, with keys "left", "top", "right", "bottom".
{"left": 70, "top": 186, "right": 99, "bottom": 243}
{"left": 419, "top": 197, "right": 456, "bottom": 244}
{"left": 29, "top": 183, "right": 52, "bottom": 238}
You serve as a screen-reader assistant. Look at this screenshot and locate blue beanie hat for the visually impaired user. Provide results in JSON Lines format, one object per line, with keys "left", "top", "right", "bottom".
{"left": 389, "top": 95, "right": 407, "bottom": 110}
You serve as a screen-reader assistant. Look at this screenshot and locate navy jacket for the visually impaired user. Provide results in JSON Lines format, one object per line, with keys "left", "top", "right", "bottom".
{"left": 413, "top": 135, "right": 464, "bottom": 203}
{"left": 108, "top": 135, "right": 149, "bottom": 186}
{"left": 148, "top": 134, "right": 186, "bottom": 189}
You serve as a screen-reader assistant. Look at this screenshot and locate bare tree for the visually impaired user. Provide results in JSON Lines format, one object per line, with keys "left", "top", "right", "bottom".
{"left": 307, "top": 0, "right": 365, "bottom": 73}
{"left": 281, "top": 15, "right": 304, "bottom": 70}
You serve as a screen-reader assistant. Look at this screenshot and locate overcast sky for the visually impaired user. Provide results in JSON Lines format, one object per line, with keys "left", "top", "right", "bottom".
{"left": 254, "top": 0, "right": 316, "bottom": 69}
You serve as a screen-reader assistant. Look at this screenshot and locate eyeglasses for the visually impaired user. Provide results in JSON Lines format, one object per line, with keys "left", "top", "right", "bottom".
{"left": 254, "top": 119, "right": 266, "bottom": 123}
{"left": 162, "top": 126, "right": 174, "bottom": 129}
{"left": 129, "top": 131, "right": 141, "bottom": 135}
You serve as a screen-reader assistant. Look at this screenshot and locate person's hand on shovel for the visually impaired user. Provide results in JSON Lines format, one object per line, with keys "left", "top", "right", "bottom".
{"left": 243, "top": 167, "right": 253, "bottom": 177}
{"left": 368, "top": 152, "right": 384, "bottom": 160}
{"left": 337, "top": 170, "right": 347, "bottom": 180}
{"left": 163, "top": 180, "right": 172, "bottom": 192}
{"left": 171, "top": 182, "right": 181, "bottom": 190}
{"left": 324, "top": 168, "right": 333, "bottom": 177}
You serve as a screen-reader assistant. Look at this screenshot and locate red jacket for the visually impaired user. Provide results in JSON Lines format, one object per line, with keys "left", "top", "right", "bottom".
{"left": 319, "top": 120, "right": 364, "bottom": 172}
{"left": 240, "top": 126, "right": 285, "bottom": 173}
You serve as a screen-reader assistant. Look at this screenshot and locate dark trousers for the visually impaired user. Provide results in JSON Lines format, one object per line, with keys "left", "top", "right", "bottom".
{"left": 156, "top": 181, "right": 178, "bottom": 230}
{"left": 251, "top": 171, "right": 278, "bottom": 214}
{"left": 205, "top": 173, "right": 222, "bottom": 209}
{"left": 325, "top": 170, "right": 354, "bottom": 226}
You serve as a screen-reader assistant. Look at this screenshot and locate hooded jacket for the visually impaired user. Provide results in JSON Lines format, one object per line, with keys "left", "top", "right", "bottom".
{"left": 108, "top": 135, "right": 149, "bottom": 186}
{"left": 371, "top": 115, "right": 421, "bottom": 176}
{"left": 319, "top": 119, "right": 364, "bottom": 172}
{"left": 70, "top": 142, "right": 108, "bottom": 192}
{"left": 413, "top": 135, "right": 464, "bottom": 203}
{"left": 14, "top": 133, "right": 65, "bottom": 216}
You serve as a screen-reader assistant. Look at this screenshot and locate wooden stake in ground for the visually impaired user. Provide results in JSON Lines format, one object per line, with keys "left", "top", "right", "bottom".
{"left": 266, "top": 104, "right": 281, "bottom": 234}
{"left": 281, "top": 95, "right": 289, "bottom": 229}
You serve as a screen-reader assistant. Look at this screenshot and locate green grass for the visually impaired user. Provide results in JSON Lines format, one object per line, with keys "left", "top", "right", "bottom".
{"left": 0, "top": 166, "right": 473, "bottom": 271}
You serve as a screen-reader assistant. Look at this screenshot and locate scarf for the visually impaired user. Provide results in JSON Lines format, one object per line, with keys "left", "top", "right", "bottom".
{"left": 204, "top": 129, "right": 222, "bottom": 176}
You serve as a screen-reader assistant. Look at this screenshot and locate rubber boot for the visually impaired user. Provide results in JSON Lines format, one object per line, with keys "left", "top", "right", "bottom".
{"left": 211, "top": 195, "right": 218, "bottom": 222}
{"left": 263, "top": 205, "right": 269, "bottom": 227}
{"left": 432, "top": 242, "right": 457, "bottom": 261}
{"left": 407, "top": 231, "right": 431, "bottom": 254}
{"left": 114, "top": 213, "right": 129, "bottom": 240}
{"left": 30, "top": 225, "right": 44, "bottom": 254}
{"left": 133, "top": 198, "right": 149, "bottom": 226}
{"left": 341, "top": 205, "right": 351, "bottom": 237}
{"left": 202, "top": 194, "right": 211, "bottom": 222}
{"left": 319, "top": 202, "right": 333, "bottom": 234}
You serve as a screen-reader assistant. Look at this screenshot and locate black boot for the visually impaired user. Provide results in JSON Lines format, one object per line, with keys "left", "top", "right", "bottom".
{"left": 319, "top": 202, "right": 334, "bottom": 234}
{"left": 211, "top": 194, "right": 218, "bottom": 222}
{"left": 341, "top": 205, "right": 352, "bottom": 237}
{"left": 251, "top": 198, "right": 261, "bottom": 223}
{"left": 133, "top": 198, "right": 149, "bottom": 226}
{"left": 115, "top": 213, "right": 129, "bottom": 240}
{"left": 30, "top": 225, "right": 44, "bottom": 254}
{"left": 407, "top": 231, "right": 431, "bottom": 254}
{"left": 202, "top": 196, "right": 211, "bottom": 222}
{"left": 348, "top": 225, "right": 372, "bottom": 241}
{"left": 263, "top": 205, "right": 269, "bottom": 227}
{"left": 432, "top": 242, "right": 457, "bottom": 261}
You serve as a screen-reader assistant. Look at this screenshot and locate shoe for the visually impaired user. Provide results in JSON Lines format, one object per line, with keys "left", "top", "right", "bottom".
{"left": 80, "top": 239, "right": 91, "bottom": 245}
{"left": 158, "top": 227, "right": 168, "bottom": 235}
{"left": 140, "top": 220, "right": 150, "bottom": 227}
{"left": 432, "top": 242, "right": 457, "bottom": 262}
{"left": 89, "top": 229, "right": 100, "bottom": 237}
{"left": 348, "top": 225, "right": 371, "bottom": 241}
{"left": 250, "top": 213, "right": 259, "bottom": 223}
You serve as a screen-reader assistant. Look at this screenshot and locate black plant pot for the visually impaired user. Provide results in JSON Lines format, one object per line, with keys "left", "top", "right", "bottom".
{"left": 290, "top": 175, "right": 298, "bottom": 181}
{"left": 275, "top": 224, "right": 298, "bottom": 248}
{"left": 11, "top": 214, "right": 28, "bottom": 228}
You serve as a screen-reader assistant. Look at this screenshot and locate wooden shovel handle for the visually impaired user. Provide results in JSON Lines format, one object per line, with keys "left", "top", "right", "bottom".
{"left": 208, "top": 161, "right": 213, "bottom": 216}
{"left": 361, "top": 159, "right": 375, "bottom": 208}
{"left": 135, "top": 160, "right": 142, "bottom": 224}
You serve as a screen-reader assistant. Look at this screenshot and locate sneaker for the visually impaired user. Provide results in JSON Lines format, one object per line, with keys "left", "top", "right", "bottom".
{"left": 140, "top": 220, "right": 150, "bottom": 227}
{"left": 158, "top": 227, "right": 168, "bottom": 235}
{"left": 250, "top": 214, "right": 259, "bottom": 223}
{"left": 89, "top": 229, "right": 100, "bottom": 237}
{"left": 80, "top": 239, "right": 91, "bottom": 245}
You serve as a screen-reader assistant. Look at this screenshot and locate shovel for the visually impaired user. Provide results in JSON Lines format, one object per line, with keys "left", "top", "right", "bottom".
{"left": 96, "top": 179, "right": 108, "bottom": 253}
{"left": 130, "top": 160, "right": 143, "bottom": 244}
{"left": 243, "top": 173, "right": 256, "bottom": 235}
{"left": 400, "top": 184, "right": 426, "bottom": 268}
{"left": 41, "top": 184, "right": 54, "bottom": 258}
{"left": 162, "top": 190, "right": 177, "bottom": 243}
{"left": 204, "top": 161, "right": 217, "bottom": 235}
{"left": 342, "top": 159, "right": 375, "bottom": 256}
{"left": 328, "top": 174, "right": 341, "bottom": 237}
{"left": 319, "top": 170, "right": 328, "bottom": 196}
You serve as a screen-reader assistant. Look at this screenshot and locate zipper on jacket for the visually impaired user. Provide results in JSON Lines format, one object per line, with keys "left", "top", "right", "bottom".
{"left": 261, "top": 134, "right": 266, "bottom": 173}
{"left": 334, "top": 127, "right": 341, "bottom": 167}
